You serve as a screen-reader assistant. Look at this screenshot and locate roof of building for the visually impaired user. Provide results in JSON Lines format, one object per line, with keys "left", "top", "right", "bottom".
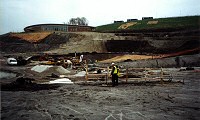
{"left": 24, "top": 24, "right": 95, "bottom": 29}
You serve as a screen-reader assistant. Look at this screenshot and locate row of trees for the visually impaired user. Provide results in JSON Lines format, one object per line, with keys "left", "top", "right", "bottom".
{"left": 68, "top": 17, "right": 88, "bottom": 26}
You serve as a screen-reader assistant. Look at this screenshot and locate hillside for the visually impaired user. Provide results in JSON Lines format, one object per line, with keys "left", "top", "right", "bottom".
{"left": 0, "top": 32, "right": 121, "bottom": 53}
{"left": 0, "top": 16, "right": 199, "bottom": 54}
{"left": 0, "top": 31, "right": 199, "bottom": 55}
{"left": 96, "top": 16, "right": 200, "bottom": 32}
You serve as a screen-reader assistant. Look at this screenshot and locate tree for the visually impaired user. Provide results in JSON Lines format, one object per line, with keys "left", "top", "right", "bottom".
{"left": 68, "top": 17, "right": 88, "bottom": 26}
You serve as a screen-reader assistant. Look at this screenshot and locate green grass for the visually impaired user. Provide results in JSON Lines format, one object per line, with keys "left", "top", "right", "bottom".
{"left": 95, "top": 16, "right": 200, "bottom": 32}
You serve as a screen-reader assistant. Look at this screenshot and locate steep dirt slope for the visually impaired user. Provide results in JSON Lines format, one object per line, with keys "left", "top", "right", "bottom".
{"left": 10, "top": 32, "right": 52, "bottom": 43}
{"left": 45, "top": 32, "right": 124, "bottom": 54}
{"left": 0, "top": 30, "right": 199, "bottom": 54}
{"left": 99, "top": 47, "right": 200, "bottom": 63}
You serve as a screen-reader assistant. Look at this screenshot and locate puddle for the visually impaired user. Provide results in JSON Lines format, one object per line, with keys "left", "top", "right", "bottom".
{"left": 0, "top": 71, "right": 17, "bottom": 79}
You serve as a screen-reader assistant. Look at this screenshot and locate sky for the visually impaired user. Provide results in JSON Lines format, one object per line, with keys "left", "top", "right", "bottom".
{"left": 0, "top": 0, "right": 200, "bottom": 34}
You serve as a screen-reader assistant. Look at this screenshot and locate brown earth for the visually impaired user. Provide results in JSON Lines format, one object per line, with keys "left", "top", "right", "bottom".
{"left": 147, "top": 21, "right": 159, "bottom": 24}
{"left": 1, "top": 29, "right": 199, "bottom": 54}
{"left": 118, "top": 22, "right": 137, "bottom": 29}
{"left": 10, "top": 32, "right": 52, "bottom": 43}
{"left": 100, "top": 54, "right": 156, "bottom": 63}
{"left": 100, "top": 47, "right": 200, "bottom": 63}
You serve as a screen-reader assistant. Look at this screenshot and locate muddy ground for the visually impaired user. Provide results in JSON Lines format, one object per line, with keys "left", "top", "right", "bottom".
{"left": 1, "top": 67, "right": 200, "bottom": 120}
{"left": 1, "top": 52, "right": 200, "bottom": 120}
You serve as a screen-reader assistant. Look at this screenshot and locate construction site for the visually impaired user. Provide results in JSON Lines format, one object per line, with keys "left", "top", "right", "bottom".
{"left": 0, "top": 16, "right": 200, "bottom": 120}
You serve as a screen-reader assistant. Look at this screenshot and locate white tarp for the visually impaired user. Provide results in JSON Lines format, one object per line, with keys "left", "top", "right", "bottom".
{"left": 49, "top": 78, "right": 73, "bottom": 84}
{"left": 74, "top": 71, "right": 86, "bottom": 77}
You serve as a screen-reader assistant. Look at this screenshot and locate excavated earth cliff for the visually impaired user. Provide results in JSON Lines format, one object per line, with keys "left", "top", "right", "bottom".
{"left": 0, "top": 29, "right": 199, "bottom": 54}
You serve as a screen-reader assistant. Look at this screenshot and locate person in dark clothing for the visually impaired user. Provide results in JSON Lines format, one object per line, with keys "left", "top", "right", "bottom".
{"left": 116, "top": 65, "right": 119, "bottom": 85}
{"left": 111, "top": 63, "right": 119, "bottom": 86}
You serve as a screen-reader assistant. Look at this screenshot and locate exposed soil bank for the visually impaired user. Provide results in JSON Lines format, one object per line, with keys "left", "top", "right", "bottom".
{"left": 105, "top": 39, "right": 200, "bottom": 53}
{"left": 1, "top": 30, "right": 199, "bottom": 54}
{"left": 100, "top": 54, "right": 200, "bottom": 68}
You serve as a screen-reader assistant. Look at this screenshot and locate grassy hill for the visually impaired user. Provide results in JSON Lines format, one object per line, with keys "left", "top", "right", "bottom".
{"left": 95, "top": 16, "right": 200, "bottom": 32}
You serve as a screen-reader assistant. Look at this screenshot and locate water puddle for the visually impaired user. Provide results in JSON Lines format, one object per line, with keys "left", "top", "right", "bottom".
{"left": 0, "top": 71, "right": 17, "bottom": 79}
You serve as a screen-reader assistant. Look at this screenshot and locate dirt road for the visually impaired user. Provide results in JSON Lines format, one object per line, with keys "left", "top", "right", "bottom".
{"left": 1, "top": 70, "right": 200, "bottom": 120}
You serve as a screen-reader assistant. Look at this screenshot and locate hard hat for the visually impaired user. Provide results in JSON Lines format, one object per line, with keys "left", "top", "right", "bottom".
{"left": 111, "top": 63, "right": 115, "bottom": 65}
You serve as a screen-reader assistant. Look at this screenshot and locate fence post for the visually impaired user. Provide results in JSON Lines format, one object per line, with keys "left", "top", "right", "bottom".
{"left": 144, "top": 67, "right": 147, "bottom": 82}
{"left": 160, "top": 67, "right": 164, "bottom": 84}
{"left": 126, "top": 67, "right": 128, "bottom": 83}
{"left": 85, "top": 60, "right": 88, "bottom": 81}
{"left": 106, "top": 66, "right": 109, "bottom": 84}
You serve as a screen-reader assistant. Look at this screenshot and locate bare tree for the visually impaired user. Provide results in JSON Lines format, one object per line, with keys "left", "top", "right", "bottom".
{"left": 68, "top": 17, "right": 88, "bottom": 26}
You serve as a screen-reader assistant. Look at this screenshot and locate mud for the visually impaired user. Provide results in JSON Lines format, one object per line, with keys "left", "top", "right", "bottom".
{"left": 1, "top": 77, "right": 60, "bottom": 91}
{"left": 0, "top": 54, "right": 200, "bottom": 120}
{"left": 1, "top": 69, "right": 200, "bottom": 120}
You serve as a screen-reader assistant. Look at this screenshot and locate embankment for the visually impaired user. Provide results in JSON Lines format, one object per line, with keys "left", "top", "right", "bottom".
{"left": 0, "top": 30, "right": 199, "bottom": 55}
{"left": 100, "top": 54, "right": 200, "bottom": 68}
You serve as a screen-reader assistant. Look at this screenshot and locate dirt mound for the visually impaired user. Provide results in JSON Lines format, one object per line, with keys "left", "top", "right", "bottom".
{"left": 1, "top": 77, "right": 60, "bottom": 91}
{"left": 100, "top": 47, "right": 200, "bottom": 63}
{"left": 10, "top": 32, "right": 52, "bottom": 43}
{"left": 31, "top": 65, "right": 70, "bottom": 76}
{"left": 100, "top": 55, "right": 155, "bottom": 63}
{"left": 31, "top": 65, "right": 52, "bottom": 73}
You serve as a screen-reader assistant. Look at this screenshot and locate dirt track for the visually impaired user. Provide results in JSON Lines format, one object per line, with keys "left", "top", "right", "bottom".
{"left": 1, "top": 69, "right": 200, "bottom": 120}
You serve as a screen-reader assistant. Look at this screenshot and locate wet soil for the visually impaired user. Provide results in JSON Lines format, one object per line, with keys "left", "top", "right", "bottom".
{"left": 1, "top": 70, "right": 200, "bottom": 120}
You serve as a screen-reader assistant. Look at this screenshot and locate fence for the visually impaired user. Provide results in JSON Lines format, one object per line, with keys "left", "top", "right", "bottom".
{"left": 85, "top": 66, "right": 184, "bottom": 84}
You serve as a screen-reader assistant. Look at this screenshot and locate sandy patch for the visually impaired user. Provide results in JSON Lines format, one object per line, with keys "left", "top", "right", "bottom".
{"left": 147, "top": 21, "right": 158, "bottom": 25}
{"left": 118, "top": 22, "right": 137, "bottom": 29}
{"left": 100, "top": 55, "right": 156, "bottom": 63}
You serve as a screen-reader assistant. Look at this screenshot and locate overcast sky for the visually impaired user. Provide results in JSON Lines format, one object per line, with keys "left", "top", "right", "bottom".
{"left": 0, "top": 0, "right": 199, "bottom": 34}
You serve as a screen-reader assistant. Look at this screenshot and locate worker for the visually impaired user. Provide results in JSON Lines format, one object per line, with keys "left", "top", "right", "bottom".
{"left": 116, "top": 65, "right": 120, "bottom": 78}
{"left": 66, "top": 60, "right": 73, "bottom": 69}
{"left": 79, "top": 55, "right": 84, "bottom": 63}
{"left": 111, "top": 63, "right": 119, "bottom": 86}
